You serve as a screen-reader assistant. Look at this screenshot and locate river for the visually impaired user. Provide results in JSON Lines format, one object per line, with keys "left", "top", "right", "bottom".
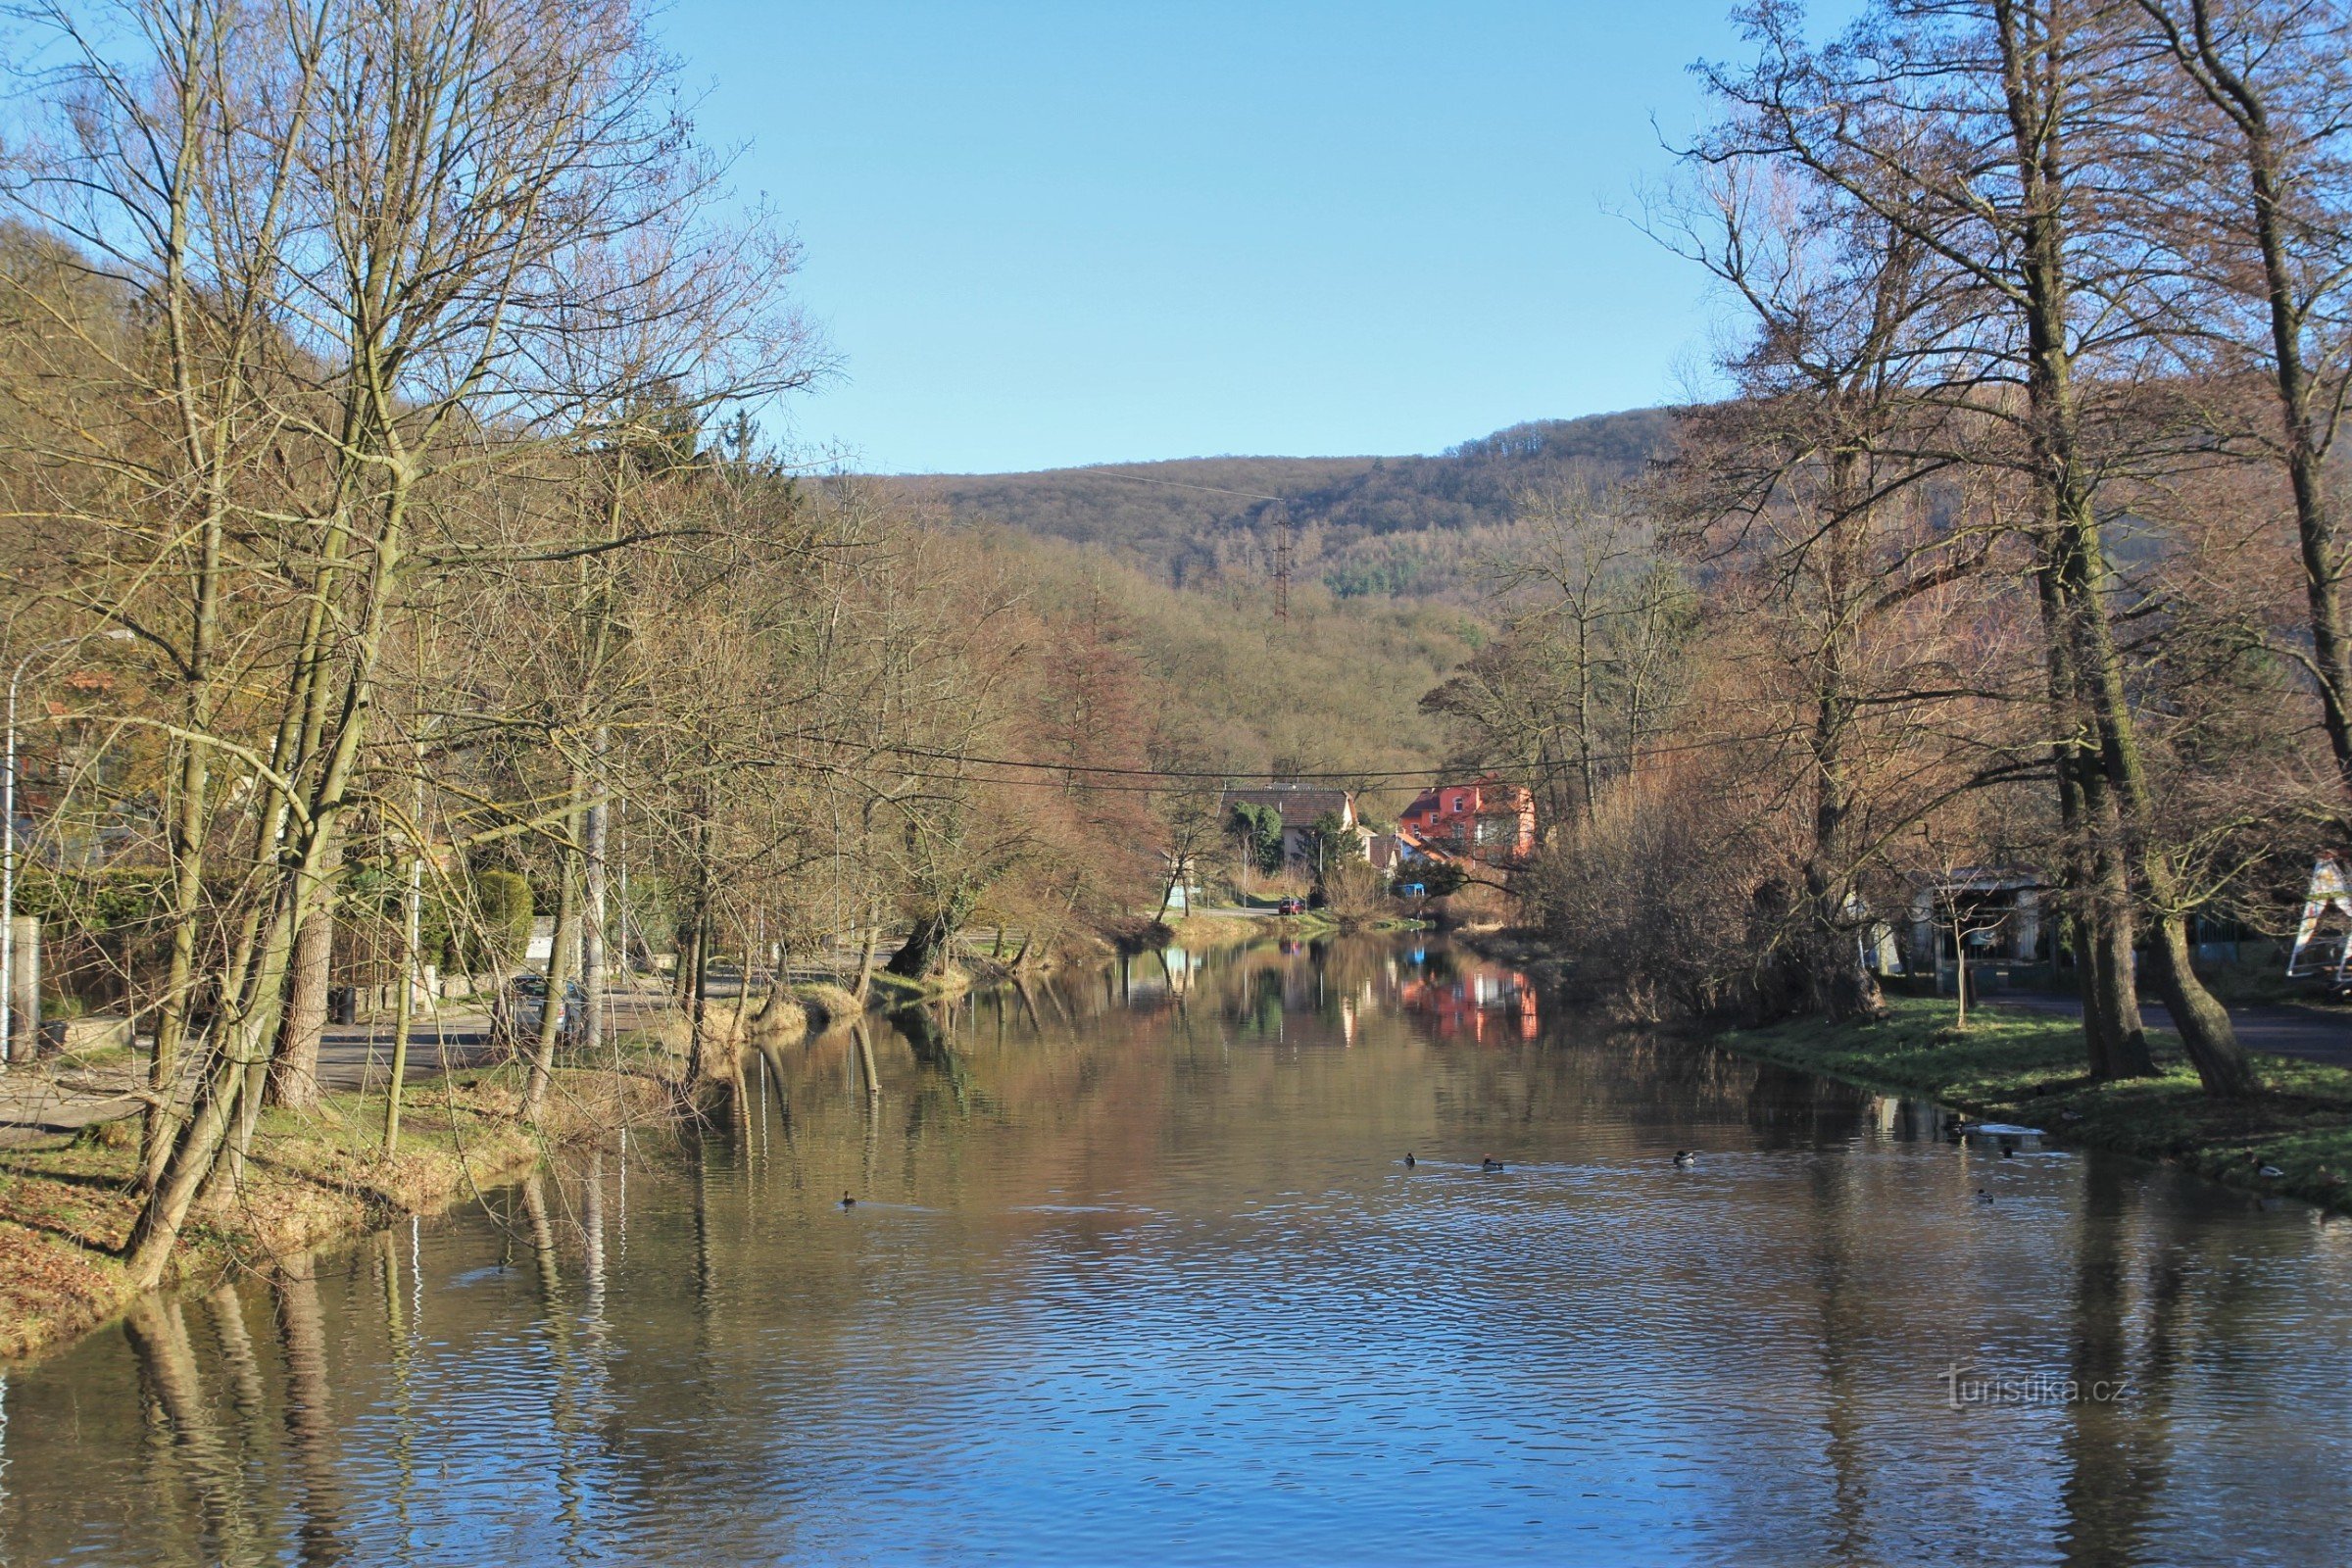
{"left": 3, "top": 935, "right": 2348, "bottom": 1565}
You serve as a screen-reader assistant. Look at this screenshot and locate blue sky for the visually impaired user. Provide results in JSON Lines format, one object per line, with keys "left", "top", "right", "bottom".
{"left": 662, "top": 2, "right": 1830, "bottom": 473}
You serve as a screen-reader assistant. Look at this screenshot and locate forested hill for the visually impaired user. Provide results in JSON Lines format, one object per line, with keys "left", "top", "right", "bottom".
{"left": 888, "top": 406, "right": 1674, "bottom": 600}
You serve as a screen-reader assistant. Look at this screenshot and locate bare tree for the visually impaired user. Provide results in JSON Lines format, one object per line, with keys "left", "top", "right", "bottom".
{"left": 1707, "top": 0, "right": 2253, "bottom": 1093}
{"left": 2136, "top": 0, "right": 2352, "bottom": 800}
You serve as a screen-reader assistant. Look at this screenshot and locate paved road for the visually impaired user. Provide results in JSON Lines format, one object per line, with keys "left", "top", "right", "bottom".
{"left": 0, "top": 985, "right": 689, "bottom": 1149}
{"left": 1989, "top": 991, "right": 2352, "bottom": 1070}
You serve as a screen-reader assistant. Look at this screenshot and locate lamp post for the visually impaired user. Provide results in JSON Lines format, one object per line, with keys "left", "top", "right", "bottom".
{"left": 3, "top": 628, "right": 135, "bottom": 1070}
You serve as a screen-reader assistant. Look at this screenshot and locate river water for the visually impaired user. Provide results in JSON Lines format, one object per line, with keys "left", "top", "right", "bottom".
{"left": 3, "top": 936, "right": 2349, "bottom": 1566}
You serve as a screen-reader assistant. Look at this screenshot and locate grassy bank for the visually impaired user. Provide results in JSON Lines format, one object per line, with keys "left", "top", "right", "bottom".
{"left": 1163, "top": 913, "right": 1273, "bottom": 951}
{"left": 0, "top": 1063, "right": 673, "bottom": 1364}
{"left": 1719, "top": 997, "right": 2352, "bottom": 1214}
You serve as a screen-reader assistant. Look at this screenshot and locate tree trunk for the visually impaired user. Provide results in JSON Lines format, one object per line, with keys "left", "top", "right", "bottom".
{"left": 885, "top": 911, "right": 953, "bottom": 980}
{"left": 2064, "top": 528, "right": 2248, "bottom": 1090}
{"left": 851, "top": 900, "right": 883, "bottom": 1004}
{"left": 522, "top": 831, "right": 581, "bottom": 1123}
{"left": 2082, "top": 780, "right": 2155, "bottom": 1080}
{"left": 2143, "top": 896, "right": 2257, "bottom": 1099}
{"left": 270, "top": 832, "right": 343, "bottom": 1110}
{"left": 581, "top": 788, "right": 608, "bottom": 1056}
{"left": 382, "top": 768, "right": 426, "bottom": 1153}
{"left": 2212, "top": 71, "right": 2352, "bottom": 791}
{"left": 888, "top": 885, "right": 978, "bottom": 979}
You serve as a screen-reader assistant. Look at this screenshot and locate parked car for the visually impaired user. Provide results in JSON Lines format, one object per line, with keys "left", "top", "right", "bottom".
{"left": 1276, "top": 897, "right": 1304, "bottom": 916}
{"left": 492, "top": 974, "right": 590, "bottom": 1048}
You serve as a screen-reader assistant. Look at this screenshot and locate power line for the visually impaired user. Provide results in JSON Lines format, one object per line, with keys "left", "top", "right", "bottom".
{"left": 760, "top": 722, "right": 1812, "bottom": 790}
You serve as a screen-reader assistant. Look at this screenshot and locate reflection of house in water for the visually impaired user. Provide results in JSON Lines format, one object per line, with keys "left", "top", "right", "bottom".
{"left": 1116, "top": 947, "right": 1203, "bottom": 1008}
{"left": 1397, "top": 956, "right": 1538, "bottom": 1043}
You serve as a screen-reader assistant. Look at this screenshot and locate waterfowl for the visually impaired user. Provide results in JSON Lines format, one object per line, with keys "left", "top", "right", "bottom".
{"left": 1975, "top": 1189, "right": 1994, "bottom": 1204}
{"left": 1403, "top": 1152, "right": 1416, "bottom": 1168}
{"left": 839, "top": 1191, "right": 857, "bottom": 1208}
{"left": 1672, "top": 1151, "right": 1696, "bottom": 1168}
{"left": 1481, "top": 1155, "right": 1505, "bottom": 1172}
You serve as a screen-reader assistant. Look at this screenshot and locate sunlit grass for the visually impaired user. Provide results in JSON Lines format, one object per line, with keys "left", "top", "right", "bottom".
{"left": 0, "top": 1064, "right": 662, "bottom": 1364}
{"left": 1723, "top": 996, "right": 2352, "bottom": 1213}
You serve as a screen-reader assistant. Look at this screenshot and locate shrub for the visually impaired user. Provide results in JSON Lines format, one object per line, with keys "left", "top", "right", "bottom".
{"left": 448, "top": 868, "right": 532, "bottom": 972}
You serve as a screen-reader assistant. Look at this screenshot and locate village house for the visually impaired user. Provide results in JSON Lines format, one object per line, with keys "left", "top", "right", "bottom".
{"left": 1395, "top": 777, "right": 1536, "bottom": 863}
{"left": 1218, "top": 783, "right": 1373, "bottom": 871}
{"left": 1901, "top": 867, "right": 2050, "bottom": 994}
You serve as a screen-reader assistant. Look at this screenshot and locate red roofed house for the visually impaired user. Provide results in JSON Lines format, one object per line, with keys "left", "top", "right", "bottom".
{"left": 1396, "top": 778, "right": 1536, "bottom": 863}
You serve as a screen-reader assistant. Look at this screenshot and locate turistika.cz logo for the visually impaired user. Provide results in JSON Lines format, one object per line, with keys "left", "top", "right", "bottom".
{"left": 1942, "top": 1362, "right": 2128, "bottom": 1408}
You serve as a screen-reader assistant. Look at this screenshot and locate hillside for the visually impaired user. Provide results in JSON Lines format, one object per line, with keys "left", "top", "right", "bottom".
{"left": 970, "top": 526, "right": 1485, "bottom": 813}
{"left": 892, "top": 407, "right": 1675, "bottom": 601}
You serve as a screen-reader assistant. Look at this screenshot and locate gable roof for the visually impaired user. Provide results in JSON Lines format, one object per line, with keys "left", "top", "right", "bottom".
{"left": 1221, "top": 785, "right": 1354, "bottom": 830}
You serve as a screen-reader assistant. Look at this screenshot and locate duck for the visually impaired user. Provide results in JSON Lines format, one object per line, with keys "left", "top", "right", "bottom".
{"left": 1975, "top": 1189, "right": 1994, "bottom": 1204}
{"left": 1481, "top": 1154, "right": 1505, "bottom": 1172}
{"left": 1403, "top": 1152, "right": 1417, "bottom": 1168}
{"left": 839, "top": 1191, "right": 858, "bottom": 1209}
{"left": 1672, "top": 1151, "right": 1696, "bottom": 1168}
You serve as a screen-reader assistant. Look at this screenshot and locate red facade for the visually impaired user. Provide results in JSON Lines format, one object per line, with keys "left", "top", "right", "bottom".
{"left": 1396, "top": 778, "right": 1536, "bottom": 861}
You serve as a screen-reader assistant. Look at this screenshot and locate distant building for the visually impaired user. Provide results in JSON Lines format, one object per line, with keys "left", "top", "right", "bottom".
{"left": 1902, "top": 867, "right": 2049, "bottom": 994}
{"left": 1396, "top": 778, "right": 1536, "bottom": 863}
{"left": 1219, "top": 784, "right": 1371, "bottom": 870}
{"left": 15, "top": 670, "right": 147, "bottom": 869}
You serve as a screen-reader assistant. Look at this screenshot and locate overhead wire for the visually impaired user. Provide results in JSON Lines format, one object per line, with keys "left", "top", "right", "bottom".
{"left": 735, "top": 722, "right": 1819, "bottom": 794}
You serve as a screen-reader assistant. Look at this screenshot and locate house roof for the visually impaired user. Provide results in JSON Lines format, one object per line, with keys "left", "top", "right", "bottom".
{"left": 1221, "top": 785, "right": 1353, "bottom": 830}
{"left": 1400, "top": 777, "right": 1532, "bottom": 817}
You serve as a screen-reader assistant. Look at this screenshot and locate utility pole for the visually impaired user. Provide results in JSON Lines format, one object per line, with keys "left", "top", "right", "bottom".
{"left": 1271, "top": 505, "right": 1292, "bottom": 622}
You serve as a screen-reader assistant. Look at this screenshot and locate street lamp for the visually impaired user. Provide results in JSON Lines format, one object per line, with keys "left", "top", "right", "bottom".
{"left": 3, "top": 627, "right": 136, "bottom": 1070}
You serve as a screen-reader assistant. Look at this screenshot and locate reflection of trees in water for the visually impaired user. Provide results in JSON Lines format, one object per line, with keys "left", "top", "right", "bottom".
{"left": 1743, "top": 1061, "right": 1872, "bottom": 1150}
{"left": 271, "top": 1253, "right": 347, "bottom": 1566}
{"left": 1313, "top": 935, "right": 1394, "bottom": 1001}
{"left": 1798, "top": 1155, "right": 1875, "bottom": 1566}
{"left": 2057, "top": 1159, "right": 2172, "bottom": 1568}
{"left": 49, "top": 934, "right": 2352, "bottom": 1566}
{"left": 124, "top": 1295, "right": 260, "bottom": 1564}
{"left": 890, "top": 1004, "right": 972, "bottom": 1114}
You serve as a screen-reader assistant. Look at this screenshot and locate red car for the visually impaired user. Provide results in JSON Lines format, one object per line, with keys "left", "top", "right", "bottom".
{"left": 1277, "top": 897, "right": 1304, "bottom": 916}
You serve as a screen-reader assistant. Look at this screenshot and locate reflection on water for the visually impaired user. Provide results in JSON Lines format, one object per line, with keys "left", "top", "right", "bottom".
{"left": 4, "top": 936, "right": 2351, "bottom": 1566}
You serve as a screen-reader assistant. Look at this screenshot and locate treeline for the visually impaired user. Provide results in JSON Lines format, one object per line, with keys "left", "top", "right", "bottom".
{"left": 893, "top": 408, "right": 1674, "bottom": 599}
{"left": 1431, "top": 0, "right": 2349, "bottom": 1098}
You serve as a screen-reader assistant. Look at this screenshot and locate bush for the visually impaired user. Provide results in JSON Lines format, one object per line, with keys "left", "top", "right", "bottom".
{"left": 1318, "top": 859, "right": 1390, "bottom": 920}
{"left": 448, "top": 868, "right": 532, "bottom": 972}
{"left": 1517, "top": 787, "right": 1768, "bottom": 1020}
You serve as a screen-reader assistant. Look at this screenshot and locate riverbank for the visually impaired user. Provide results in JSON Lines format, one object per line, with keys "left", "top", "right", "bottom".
{"left": 0, "top": 1062, "right": 675, "bottom": 1364}
{"left": 1717, "top": 997, "right": 2352, "bottom": 1214}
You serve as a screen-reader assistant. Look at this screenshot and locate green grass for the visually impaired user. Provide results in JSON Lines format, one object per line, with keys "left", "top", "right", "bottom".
{"left": 0, "top": 1062, "right": 670, "bottom": 1365}
{"left": 1721, "top": 996, "right": 2352, "bottom": 1213}
{"left": 867, "top": 966, "right": 974, "bottom": 1003}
